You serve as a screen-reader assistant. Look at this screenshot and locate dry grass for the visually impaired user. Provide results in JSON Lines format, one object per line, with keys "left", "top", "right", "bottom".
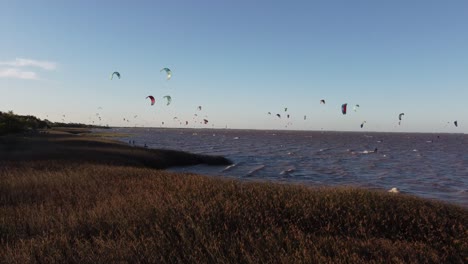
{"left": 0, "top": 131, "right": 467, "bottom": 263}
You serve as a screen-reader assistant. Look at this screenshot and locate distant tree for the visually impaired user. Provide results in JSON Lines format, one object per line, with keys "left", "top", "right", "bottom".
{"left": 0, "top": 111, "right": 107, "bottom": 135}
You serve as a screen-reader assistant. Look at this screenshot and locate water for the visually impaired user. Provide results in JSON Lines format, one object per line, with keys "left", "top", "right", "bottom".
{"left": 109, "top": 128, "right": 468, "bottom": 207}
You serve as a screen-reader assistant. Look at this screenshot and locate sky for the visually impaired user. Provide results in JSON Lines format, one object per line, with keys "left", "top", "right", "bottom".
{"left": 1, "top": 0, "right": 467, "bottom": 133}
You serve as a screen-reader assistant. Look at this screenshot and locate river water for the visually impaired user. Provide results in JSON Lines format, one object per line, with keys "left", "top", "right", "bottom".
{"left": 110, "top": 128, "right": 468, "bottom": 207}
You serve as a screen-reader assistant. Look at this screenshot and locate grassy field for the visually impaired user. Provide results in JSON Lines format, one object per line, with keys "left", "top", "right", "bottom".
{"left": 1, "top": 130, "right": 467, "bottom": 263}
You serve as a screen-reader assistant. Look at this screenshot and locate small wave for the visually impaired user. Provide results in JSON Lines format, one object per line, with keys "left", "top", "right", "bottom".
{"left": 246, "top": 165, "right": 266, "bottom": 176}
{"left": 357, "top": 149, "right": 378, "bottom": 154}
{"left": 280, "top": 168, "right": 296, "bottom": 175}
{"left": 222, "top": 163, "right": 241, "bottom": 172}
{"left": 233, "top": 137, "right": 240, "bottom": 140}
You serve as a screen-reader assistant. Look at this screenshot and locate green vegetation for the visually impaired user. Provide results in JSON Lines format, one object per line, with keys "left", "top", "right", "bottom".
{"left": 0, "top": 128, "right": 466, "bottom": 263}
{"left": 0, "top": 111, "right": 107, "bottom": 135}
{"left": 0, "top": 110, "right": 49, "bottom": 135}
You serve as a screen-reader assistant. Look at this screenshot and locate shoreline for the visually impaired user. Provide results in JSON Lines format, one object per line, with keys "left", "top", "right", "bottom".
{"left": 0, "top": 127, "right": 232, "bottom": 169}
{"left": 1, "top": 128, "right": 467, "bottom": 262}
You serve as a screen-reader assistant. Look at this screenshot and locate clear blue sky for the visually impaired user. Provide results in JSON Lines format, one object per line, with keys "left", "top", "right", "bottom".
{"left": 1, "top": 0, "right": 467, "bottom": 133}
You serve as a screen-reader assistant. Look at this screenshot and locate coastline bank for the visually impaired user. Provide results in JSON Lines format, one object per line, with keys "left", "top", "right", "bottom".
{"left": 0, "top": 128, "right": 232, "bottom": 169}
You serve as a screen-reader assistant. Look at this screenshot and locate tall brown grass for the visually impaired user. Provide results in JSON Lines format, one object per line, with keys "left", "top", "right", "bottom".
{"left": 1, "top": 161, "right": 467, "bottom": 263}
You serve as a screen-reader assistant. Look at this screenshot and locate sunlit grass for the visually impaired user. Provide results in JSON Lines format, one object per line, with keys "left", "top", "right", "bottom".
{"left": 1, "top": 162, "right": 466, "bottom": 263}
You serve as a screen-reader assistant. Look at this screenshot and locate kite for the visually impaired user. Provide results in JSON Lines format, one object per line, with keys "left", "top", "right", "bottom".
{"left": 354, "top": 104, "right": 360, "bottom": 112}
{"left": 398, "top": 113, "right": 405, "bottom": 125}
{"left": 160, "top": 68, "right": 172, "bottom": 80}
{"left": 146, "top": 96, "right": 155, "bottom": 106}
{"left": 110, "top": 72, "right": 120, "bottom": 80}
{"left": 163, "top": 95, "right": 172, "bottom": 105}
{"left": 341, "top": 103, "right": 347, "bottom": 115}
{"left": 276, "top": 114, "right": 281, "bottom": 118}
{"left": 454, "top": 121, "right": 458, "bottom": 127}
{"left": 320, "top": 99, "right": 326, "bottom": 104}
